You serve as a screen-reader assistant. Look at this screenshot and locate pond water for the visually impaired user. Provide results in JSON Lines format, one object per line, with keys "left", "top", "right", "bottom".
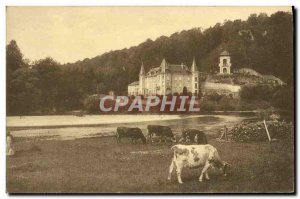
{"left": 7, "top": 114, "right": 253, "bottom": 140}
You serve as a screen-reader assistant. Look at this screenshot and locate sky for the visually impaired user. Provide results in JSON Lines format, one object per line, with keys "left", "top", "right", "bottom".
{"left": 7, "top": 6, "right": 292, "bottom": 64}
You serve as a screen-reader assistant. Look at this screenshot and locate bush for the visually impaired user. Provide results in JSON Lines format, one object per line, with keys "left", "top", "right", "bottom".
{"left": 240, "top": 85, "right": 274, "bottom": 102}
{"left": 230, "top": 121, "right": 293, "bottom": 142}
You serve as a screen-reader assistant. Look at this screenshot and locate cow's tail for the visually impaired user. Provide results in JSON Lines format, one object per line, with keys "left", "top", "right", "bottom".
{"left": 171, "top": 145, "right": 177, "bottom": 160}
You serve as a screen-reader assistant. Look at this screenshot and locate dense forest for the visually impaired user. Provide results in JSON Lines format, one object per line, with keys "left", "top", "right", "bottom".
{"left": 6, "top": 11, "right": 294, "bottom": 115}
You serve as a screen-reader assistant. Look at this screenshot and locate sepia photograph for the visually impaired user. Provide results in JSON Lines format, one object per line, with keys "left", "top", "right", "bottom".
{"left": 6, "top": 6, "right": 294, "bottom": 193}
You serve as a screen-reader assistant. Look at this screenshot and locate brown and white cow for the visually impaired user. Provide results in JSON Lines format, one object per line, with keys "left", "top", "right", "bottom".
{"left": 167, "top": 144, "right": 230, "bottom": 184}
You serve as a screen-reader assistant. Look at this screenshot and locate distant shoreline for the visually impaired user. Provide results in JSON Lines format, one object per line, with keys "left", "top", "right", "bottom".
{"left": 7, "top": 110, "right": 260, "bottom": 117}
{"left": 7, "top": 114, "right": 250, "bottom": 140}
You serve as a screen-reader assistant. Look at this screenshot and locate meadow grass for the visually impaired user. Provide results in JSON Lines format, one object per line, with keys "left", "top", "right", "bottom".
{"left": 7, "top": 135, "right": 294, "bottom": 193}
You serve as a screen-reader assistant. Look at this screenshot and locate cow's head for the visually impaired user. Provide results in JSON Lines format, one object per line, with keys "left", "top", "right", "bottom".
{"left": 171, "top": 137, "right": 177, "bottom": 143}
{"left": 141, "top": 136, "right": 147, "bottom": 144}
{"left": 182, "top": 128, "right": 188, "bottom": 134}
{"left": 221, "top": 161, "right": 231, "bottom": 176}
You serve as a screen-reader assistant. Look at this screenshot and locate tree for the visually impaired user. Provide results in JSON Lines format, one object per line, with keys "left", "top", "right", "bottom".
{"left": 33, "top": 57, "right": 62, "bottom": 112}
{"left": 6, "top": 40, "right": 25, "bottom": 77}
{"left": 7, "top": 68, "right": 41, "bottom": 115}
{"left": 6, "top": 40, "right": 30, "bottom": 115}
{"left": 240, "top": 85, "right": 273, "bottom": 102}
{"left": 271, "top": 86, "right": 293, "bottom": 111}
{"left": 182, "top": 86, "right": 188, "bottom": 95}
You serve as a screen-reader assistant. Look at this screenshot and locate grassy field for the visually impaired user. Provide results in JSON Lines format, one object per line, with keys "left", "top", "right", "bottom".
{"left": 7, "top": 135, "right": 294, "bottom": 193}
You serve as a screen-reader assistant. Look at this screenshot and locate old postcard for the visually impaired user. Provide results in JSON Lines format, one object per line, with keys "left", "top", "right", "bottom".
{"left": 6, "top": 6, "right": 294, "bottom": 193}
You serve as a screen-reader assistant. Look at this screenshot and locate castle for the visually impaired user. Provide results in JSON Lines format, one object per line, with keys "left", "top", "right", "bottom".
{"left": 128, "top": 50, "right": 232, "bottom": 96}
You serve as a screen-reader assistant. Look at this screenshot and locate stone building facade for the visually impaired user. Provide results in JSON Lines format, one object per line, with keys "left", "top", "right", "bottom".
{"left": 128, "top": 58, "right": 200, "bottom": 96}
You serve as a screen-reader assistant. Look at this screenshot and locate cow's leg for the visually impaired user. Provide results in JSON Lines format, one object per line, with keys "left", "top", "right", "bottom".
{"left": 205, "top": 170, "right": 210, "bottom": 180}
{"left": 174, "top": 161, "right": 183, "bottom": 184}
{"left": 150, "top": 132, "right": 154, "bottom": 142}
{"left": 167, "top": 160, "right": 175, "bottom": 181}
{"left": 199, "top": 162, "right": 211, "bottom": 182}
{"left": 116, "top": 133, "right": 120, "bottom": 143}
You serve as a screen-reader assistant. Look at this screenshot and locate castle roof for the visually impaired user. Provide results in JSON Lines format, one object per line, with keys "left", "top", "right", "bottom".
{"left": 139, "top": 62, "right": 145, "bottom": 75}
{"left": 147, "top": 67, "right": 161, "bottom": 76}
{"left": 128, "top": 81, "right": 139, "bottom": 86}
{"left": 167, "top": 64, "right": 189, "bottom": 73}
{"left": 146, "top": 62, "right": 190, "bottom": 76}
{"left": 191, "top": 58, "right": 198, "bottom": 72}
{"left": 220, "top": 50, "right": 230, "bottom": 56}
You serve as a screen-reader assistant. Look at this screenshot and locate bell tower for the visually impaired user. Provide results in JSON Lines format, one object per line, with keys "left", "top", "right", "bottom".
{"left": 219, "top": 50, "right": 231, "bottom": 74}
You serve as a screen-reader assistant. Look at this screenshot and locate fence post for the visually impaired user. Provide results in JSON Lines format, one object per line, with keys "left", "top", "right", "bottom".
{"left": 263, "top": 120, "right": 271, "bottom": 141}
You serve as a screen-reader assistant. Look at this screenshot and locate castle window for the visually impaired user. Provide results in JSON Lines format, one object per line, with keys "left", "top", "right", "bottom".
{"left": 195, "top": 83, "right": 198, "bottom": 88}
{"left": 195, "top": 77, "right": 198, "bottom": 81}
{"left": 223, "top": 59, "right": 227, "bottom": 65}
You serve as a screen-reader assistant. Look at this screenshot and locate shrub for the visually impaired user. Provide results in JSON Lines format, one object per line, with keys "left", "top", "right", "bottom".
{"left": 230, "top": 121, "right": 293, "bottom": 142}
{"left": 240, "top": 85, "right": 274, "bottom": 102}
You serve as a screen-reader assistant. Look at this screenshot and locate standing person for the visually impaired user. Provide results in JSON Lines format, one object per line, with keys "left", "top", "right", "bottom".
{"left": 6, "top": 131, "right": 15, "bottom": 156}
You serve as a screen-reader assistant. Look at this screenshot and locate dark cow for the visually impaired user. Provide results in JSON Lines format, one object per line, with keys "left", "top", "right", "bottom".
{"left": 116, "top": 127, "right": 146, "bottom": 144}
{"left": 147, "top": 125, "right": 175, "bottom": 142}
{"left": 181, "top": 129, "right": 208, "bottom": 144}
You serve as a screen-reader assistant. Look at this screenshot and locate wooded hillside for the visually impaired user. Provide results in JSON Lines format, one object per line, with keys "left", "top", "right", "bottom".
{"left": 63, "top": 11, "right": 293, "bottom": 88}
{"left": 6, "top": 11, "right": 294, "bottom": 115}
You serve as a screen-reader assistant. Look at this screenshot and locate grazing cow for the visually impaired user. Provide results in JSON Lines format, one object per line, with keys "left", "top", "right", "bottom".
{"left": 181, "top": 129, "right": 208, "bottom": 144}
{"left": 116, "top": 127, "right": 146, "bottom": 144}
{"left": 167, "top": 144, "right": 230, "bottom": 184}
{"left": 147, "top": 125, "right": 175, "bottom": 142}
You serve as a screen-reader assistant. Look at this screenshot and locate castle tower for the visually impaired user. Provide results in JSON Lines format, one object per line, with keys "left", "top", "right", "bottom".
{"left": 219, "top": 50, "right": 231, "bottom": 74}
{"left": 159, "top": 58, "right": 168, "bottom": 95}
{"left": 191, "top": 57, "right": 199, "bottom": 95}
{"left": 160, "top": 58, "right": 168, "bottom": 73}
{"left": 139, "top": 62, "right": 145, "bottom": 95}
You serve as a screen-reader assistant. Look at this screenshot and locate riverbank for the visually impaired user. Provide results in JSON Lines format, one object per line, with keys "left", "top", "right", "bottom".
{"left": 7, "top": 136, "right": 294, "bottom": 193}
{"left": 7, "top": 114, "right": 248, "bottom": 140}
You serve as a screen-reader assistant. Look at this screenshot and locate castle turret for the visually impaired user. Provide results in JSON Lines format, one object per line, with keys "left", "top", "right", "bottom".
{"left": 139, "top": 62, "right": 145, "bottom": 95}
{"left": 191, "top": 57, "right": 198, "bottom": 72}
{"left": 139, "top": 62, "right": 145, "bottom": 75}
{"left": 219, "top": 50, "right": 231, "bottom": 74}
{"left": 160, "top": 58, "right": 168, "bottom": 73}
{"left": 191, "top": 57, "right": 199, "bottom": 95}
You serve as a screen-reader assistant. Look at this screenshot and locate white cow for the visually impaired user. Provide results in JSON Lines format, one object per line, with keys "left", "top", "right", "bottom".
{"left": 167, "top": 144, "right": 230, "bottom": 184}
